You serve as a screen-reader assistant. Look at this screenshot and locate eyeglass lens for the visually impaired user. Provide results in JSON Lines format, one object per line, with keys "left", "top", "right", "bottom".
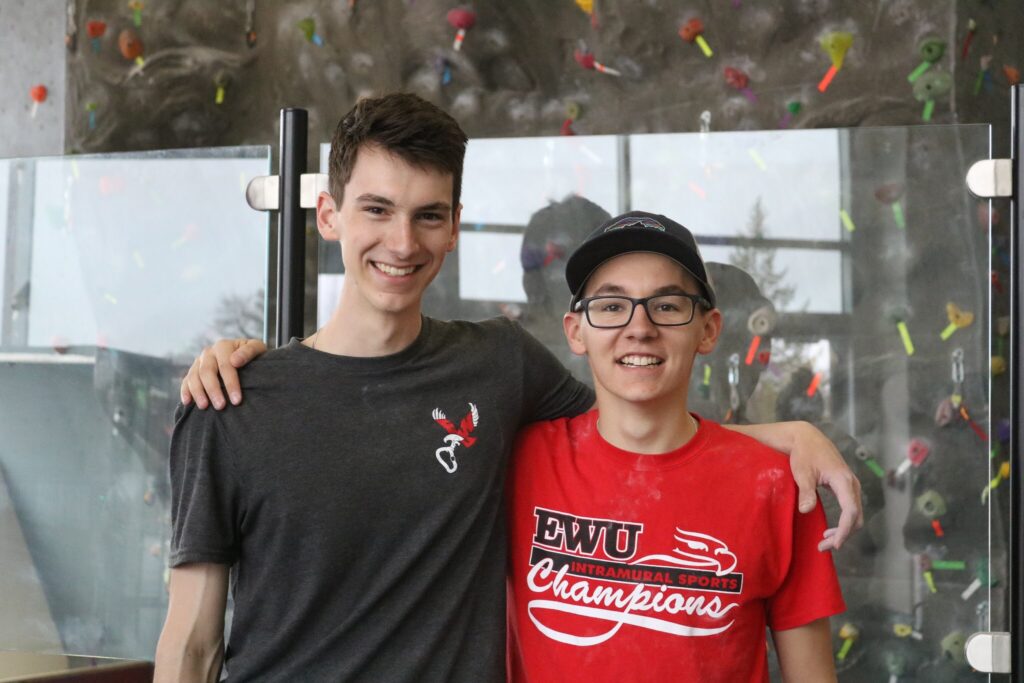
{"left": 585, "top": 295, "right": 695, "bottom": 328}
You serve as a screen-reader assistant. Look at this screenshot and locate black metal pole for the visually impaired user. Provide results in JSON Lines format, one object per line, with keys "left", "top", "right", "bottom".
{"left": 276, "top": 108, "right": 308, "bottom": 347}
{"left": 1011, "top": 83, "right": 1022, "bottom": 680}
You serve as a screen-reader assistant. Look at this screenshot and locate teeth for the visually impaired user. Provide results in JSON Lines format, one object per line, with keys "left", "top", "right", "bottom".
{"left": 374, "top": 262, "right": 416, "bottom": 276}
{"left": 619, "top": 355, "right": 662, "bottom": 367}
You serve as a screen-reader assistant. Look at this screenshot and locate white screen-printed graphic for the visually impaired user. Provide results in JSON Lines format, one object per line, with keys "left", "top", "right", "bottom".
{"left": 526, "top": 508, "right": 743, "bottom": 646}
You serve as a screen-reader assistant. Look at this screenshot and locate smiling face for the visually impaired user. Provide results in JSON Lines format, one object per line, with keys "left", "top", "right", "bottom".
{"left": 563, "top": 252, "right": 722, "bottom": 409}
{"left": 317, "top": 144, "right": 461, "bottom": 322}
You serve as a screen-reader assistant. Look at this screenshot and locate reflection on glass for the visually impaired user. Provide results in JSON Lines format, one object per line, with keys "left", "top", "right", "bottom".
{"left": 0, "top": 160, "right": 9, "bottom": 342}
{"left": 0, "top": 146, "right": 270, "bottom": 660}
{"left": 458, "top": 232, "right": 527, "bottom": 303}
{"left": 317, "top": 273, "right": 344, "bottom": 327}
{"left": 460, "top": 136, "right": 620, "bottom": 226}
{"left": 630, "top": 129, "right": 843, "bottom": 241}
{"left": 701, "top": 245, "right": 843, "bottom": 313}
{"left": 26, "top": 155, "right": 269, "bottom": 357}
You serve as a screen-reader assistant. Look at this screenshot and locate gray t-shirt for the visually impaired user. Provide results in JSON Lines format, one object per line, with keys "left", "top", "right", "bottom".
{"left": 168, "top": 316, "right": 594, "bottom": 682}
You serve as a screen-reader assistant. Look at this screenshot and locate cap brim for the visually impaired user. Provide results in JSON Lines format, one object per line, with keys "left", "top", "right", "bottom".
{"left": 566, "top": 229, "right": 716, "bottom": 307}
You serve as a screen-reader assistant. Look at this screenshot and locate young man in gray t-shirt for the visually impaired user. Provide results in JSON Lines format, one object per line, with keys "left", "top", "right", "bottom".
{"left": 156, "top": 93, "right": 862, "bottom": 682}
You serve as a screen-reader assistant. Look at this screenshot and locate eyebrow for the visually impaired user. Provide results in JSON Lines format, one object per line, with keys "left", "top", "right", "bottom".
{"left": 355, "top": 194, "right": 452, "bottom": 214}
{"left": 355, "top": 193, "right": 395, "bottom": 206}
{"left": 415, "top": 201, "right": 453, "bottom": 214}
{"left": 589, "top": 283, "right": 691, "bottom": 296}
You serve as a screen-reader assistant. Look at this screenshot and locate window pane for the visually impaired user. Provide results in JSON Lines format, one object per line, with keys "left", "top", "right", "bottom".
{"left": 461, "top": 136, "right": 620, "bottom": 226}
{"left": 631, "top": 130, "right": 843, "bottom": 241}
{"left": 701, "top": 248, "right": 844, "bottom": 314}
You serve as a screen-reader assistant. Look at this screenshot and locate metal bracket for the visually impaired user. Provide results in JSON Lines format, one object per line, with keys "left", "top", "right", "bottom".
{"left": 965, "top": 632, "right": 1011, "bottom": 673}
{"left": 965, "top": 159, "right": 1013, "bottom": 198}
{"left": 245, "top": 173, "right": 329, "bottom": 211}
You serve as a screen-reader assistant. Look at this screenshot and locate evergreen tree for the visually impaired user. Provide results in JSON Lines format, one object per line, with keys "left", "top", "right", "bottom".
{"left": 728, "top": 196, "right": 797, "bottom": 310}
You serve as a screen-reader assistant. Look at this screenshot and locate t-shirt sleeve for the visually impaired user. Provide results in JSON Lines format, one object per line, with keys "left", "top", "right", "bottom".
{"left": 167, "top": 403, "right": 243, "bottom": 568}
{"left": 766, "top": 495, "right": 846, "bottom": 631}
{"left": 513, "top": 322, "right": 595, "bottom": 423}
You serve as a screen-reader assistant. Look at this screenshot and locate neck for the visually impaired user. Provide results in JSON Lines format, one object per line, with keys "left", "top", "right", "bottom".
{"left": 308, "top": 286, "right": 423, "bottom": 357}
{"left": 594, "top": 389, "right": 697, "bottom": 455}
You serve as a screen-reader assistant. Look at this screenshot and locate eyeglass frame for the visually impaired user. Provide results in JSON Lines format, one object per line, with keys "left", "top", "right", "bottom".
{"left": 572, "top": 293, "right": 712, "bottom": 329}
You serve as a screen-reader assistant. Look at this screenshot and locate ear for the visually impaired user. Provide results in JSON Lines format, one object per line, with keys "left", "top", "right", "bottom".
{"left": 696, "top": 308, "right": 723, "bottom": 355}
{"left": 316, "top": 191, "right": 341, "bottom": 242}
{"left": 563, "top": 312, "right": 587, "bottom": 356}
{"left": 447, "top": 203, "right": 462, "bottom": 253}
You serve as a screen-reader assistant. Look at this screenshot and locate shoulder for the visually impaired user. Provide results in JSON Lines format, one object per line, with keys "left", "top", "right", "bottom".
{"left": 699, "top": 420, "right": 794, "bottom": 487}
{"left": 428, "top": 315, "right": 519, "bottom": 339}
{"left": 518, "top": 414, "right": 571, "bottom": 440}
{"left": 171, "top": 345, "right": 305, "bottom": 436}
{"left": 231, "top": 342, "right": 316, "bottom": 395}
{"left": 702, "top": 419, "right": 789, "bottom": 462}
{"left": 239, "top": 342, "right": 304, "bottom": 375}
{"left": 173, "top": 399, "right": 221, "bottom": 433}
{"left": 517, "top": 411, "right": 594, "bottom": 447}
{"left": 513, "top": 416, "right": 574, "bottom": 473}
{"left": 425, "top": 316, "right": 533, "bottom": 353}
{"left": 169, "top": 401, "right": 232, "bottom": 467}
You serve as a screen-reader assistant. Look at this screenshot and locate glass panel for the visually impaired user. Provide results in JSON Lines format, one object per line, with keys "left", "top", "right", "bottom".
{"left": 0, "top": 160, "right": 10, "bottom": 342}
{"left": 630, "top": 129, "right": 843, "bottom": 242}
{"left": 0, "top": 146, "right": 271, "bottom": 659}
{"left": 317, "top": 124, "right": 999, "bottom": 680}
{"left": 459, "top": 136, "right": 621, "bottom": 226}
{"left": 701, "top": 245, "right": 844, "bottom": 313}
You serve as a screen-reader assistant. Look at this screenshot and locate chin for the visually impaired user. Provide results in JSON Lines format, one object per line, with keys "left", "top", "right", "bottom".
{"left": 619, "top": 390, "right": 670, "bottom": 405}
{"left": 596, "top": 379, "right": 669, "bottom": 406}
{"left": 375, "top": 295, "right": 421, "bottom": 315}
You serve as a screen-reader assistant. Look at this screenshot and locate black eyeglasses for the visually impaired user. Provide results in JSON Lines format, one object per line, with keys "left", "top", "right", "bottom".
{"left": 573, "top": 293, "right": 710, "bottom": 328}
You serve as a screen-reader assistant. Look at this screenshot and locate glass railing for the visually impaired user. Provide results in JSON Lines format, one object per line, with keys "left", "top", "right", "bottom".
{"left": 0, "top": 124, "right": 996, "bottom": 677}
{"left": 322, "top": 123, "right": 999, "bottom": 680}
{"left": 0, "top": 146, "right": 271, "bottom": 659}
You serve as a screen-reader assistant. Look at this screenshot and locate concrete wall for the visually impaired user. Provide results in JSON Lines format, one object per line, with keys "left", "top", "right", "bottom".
{"left": 0, "top": 0, "right": 66, "bottom": 158}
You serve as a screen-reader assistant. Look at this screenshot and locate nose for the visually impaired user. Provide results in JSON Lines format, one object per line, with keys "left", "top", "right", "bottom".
{"left": 384, "top": 217, "right": 418, "bottom": 260}
{"left": 624, "top": 300, "right": 658, "bottom": 339}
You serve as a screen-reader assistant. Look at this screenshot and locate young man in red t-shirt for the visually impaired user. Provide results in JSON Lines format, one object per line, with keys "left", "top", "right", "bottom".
{"left": 507, "top": 211, "right": 845, "bottom": 682}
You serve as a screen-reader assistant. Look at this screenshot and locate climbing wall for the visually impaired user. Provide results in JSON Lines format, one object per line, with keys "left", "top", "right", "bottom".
{"left": 64, "top": 0, "right": 1020, "bottom": 154}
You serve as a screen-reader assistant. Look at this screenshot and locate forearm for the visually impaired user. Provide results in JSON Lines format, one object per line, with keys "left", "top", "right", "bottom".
{"left": 154, "top": 564, "right": 228, "bottom": 683}
{"left": 773, "top": 618, "right": 837, "bottom": 683}
{"left": 154, "top": 631, "right": 223, "bottom": 683}
{"left": 723, "top": 419, "right": 863, "bottom": 548}
{"left": 721, "top": 421, "right": 799, "bottom": 454}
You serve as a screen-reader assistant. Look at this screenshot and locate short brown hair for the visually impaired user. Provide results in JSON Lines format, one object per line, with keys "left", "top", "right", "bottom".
{"left": 328, "top": 93, "right": 468, "bottom": 216}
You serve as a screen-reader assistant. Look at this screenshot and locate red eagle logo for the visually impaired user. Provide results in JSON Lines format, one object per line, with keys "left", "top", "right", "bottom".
{"left": 432, "top": 403, "right": 479, "bottom": 447}
{"left": 431, "top": 403, "right": 479, "bottom": 473}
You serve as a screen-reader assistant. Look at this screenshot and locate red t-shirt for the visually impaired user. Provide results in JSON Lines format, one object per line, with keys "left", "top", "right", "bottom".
{"left": 507, "top": 411, "right": 845, "bottom": 683}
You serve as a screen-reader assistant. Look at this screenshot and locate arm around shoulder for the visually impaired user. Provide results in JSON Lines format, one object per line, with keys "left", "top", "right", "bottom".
{"left": 722, "top": 420, "right": 863, "bottom": 550}
{"left": 772, "top": 617, "right": 837, "bottom": 683}
{"left": 513, "top": 321, "right": 595, "bottom": 421}
{"left": 180, "top": 338, "right": 267, "bottom": 410}
{"left": 154, "top": 563, "right": 229, "bottom": 683}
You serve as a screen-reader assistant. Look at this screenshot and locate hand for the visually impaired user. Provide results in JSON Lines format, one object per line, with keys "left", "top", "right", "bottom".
{"left": 788, "top": 421, "right": 864, "bottom": 552}
{"left": 180, "top": 338, "right": 267, "bottom": 410}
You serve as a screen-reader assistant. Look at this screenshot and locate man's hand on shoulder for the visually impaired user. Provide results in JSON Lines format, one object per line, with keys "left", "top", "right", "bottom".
{"left": 785, "top": 421, "right": 864, "bottom": 552}
{"left": 180, "top": 338, "right": 267, "bottom": 410}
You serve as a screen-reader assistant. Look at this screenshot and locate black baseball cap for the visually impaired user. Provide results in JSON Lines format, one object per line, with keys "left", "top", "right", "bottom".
{"left": 565, "top": 210, "right": 717, "bottom": 309}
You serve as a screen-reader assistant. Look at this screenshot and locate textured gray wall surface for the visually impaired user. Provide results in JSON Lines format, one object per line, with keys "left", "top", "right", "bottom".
{"left": 0, "top": 0, "right": 67, "bottom": 158}
{"left": 60, "top": 0, "right": 1020, "bottom": 156}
